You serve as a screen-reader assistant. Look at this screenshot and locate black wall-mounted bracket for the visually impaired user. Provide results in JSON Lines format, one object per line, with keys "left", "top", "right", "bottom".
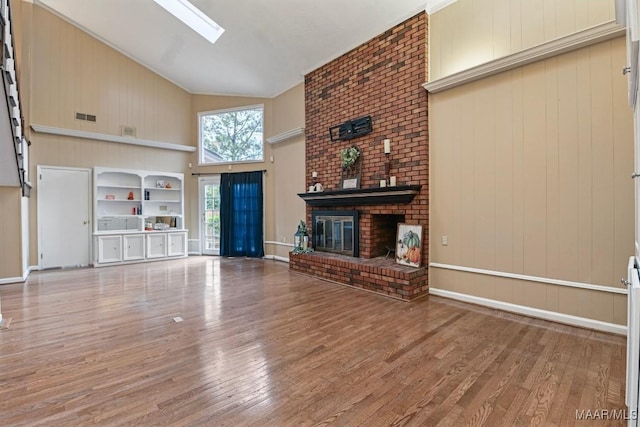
{"left": 329, "top": 116, "right": 372, "bottom": 142}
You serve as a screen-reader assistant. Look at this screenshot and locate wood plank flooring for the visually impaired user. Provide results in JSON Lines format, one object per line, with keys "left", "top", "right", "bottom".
{"left": 0, "top": 257, "right": 627, "bottom": 426}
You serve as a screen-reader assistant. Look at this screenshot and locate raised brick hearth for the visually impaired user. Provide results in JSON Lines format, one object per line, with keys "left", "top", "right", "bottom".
{"left": 289, "top": 252, "right": 428, "bottom": 301}
{"left": 290, "top": 12, "right": 429, "bottom": 300}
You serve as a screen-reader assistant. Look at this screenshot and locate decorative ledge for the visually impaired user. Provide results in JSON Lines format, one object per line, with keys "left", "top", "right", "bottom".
{"left": 424, "top": 20, "right": 625, "bottom": 93}
{"left": 298, "top": 185, "right": 421, "bottom": 207}
{"left": 30, "top": 124, "right": 196, "bottom": 153}
{"left": 266, "top": 127, "right": 305, "bottom": 144}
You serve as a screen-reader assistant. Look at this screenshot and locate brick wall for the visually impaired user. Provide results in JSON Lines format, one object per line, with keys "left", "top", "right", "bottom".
{"left": 294, "top": 12, "right": 429, "bottom": 300}
{"left": 304, "top": 12, "right": 428, "bottom": 259}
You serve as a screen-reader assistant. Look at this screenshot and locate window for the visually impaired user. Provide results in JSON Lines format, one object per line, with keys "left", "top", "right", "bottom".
{"left": 199, "top": 105, "right": 264, "bottom": 164}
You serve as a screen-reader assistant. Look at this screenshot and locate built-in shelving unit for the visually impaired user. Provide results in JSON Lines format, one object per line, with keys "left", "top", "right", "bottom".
{"left": 93, "top": 167, "right": 187, "bottom": 266}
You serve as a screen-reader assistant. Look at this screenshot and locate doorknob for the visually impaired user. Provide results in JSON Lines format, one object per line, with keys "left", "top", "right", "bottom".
{"left": 83, "top": 220, "right": 88, "bottom": 225}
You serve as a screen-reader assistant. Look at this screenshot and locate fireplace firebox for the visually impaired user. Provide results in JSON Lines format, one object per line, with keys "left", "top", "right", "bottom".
{"left": 312, "top": 210, "right": 359, "bottom": 257}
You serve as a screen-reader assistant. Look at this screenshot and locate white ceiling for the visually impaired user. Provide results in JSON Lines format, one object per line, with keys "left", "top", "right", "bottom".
{"left": 34, "top": 0, "right": 429, "bottom": 98}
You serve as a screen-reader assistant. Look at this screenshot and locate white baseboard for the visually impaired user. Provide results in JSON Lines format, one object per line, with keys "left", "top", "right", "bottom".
{"left": 188, "top": 251, "right": 202, "bottom": 256}
{"left": 263, "top": 254, "right": 290, "bottom": 263}
{"left": 429, "top": 288, "right": 626, "bottom": 336}
{"left": 0, "top": 265, "right": 38, "bottom": 285}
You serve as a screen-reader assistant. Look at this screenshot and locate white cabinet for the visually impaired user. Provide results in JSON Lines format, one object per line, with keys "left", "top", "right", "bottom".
{"left": 92, "top": 167, "right": 188, "bottom": 267}
{"left": 123, "top": 234, "right": 145, "bottom": 261}
{"left": 97, "top": 235, "right": 122, "bottom": 263}
{"left": 146, "top": 233, "right": 167, "bottom": 259}
{"left": 168, "top": 232, "right": 187, "bottom": 257}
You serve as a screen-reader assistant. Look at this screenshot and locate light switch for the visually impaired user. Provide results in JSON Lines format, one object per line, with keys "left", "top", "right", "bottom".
{"left": 441, "top": 236, "right": 448, "bottom": 246}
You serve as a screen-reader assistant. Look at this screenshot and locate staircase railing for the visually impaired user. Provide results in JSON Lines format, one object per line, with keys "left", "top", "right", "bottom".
{"left": 0, "top": 0, "right": 30, "bottom": 196}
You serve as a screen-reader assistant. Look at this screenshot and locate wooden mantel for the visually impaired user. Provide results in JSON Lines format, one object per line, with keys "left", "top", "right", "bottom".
{"left": 297, "top": 185, "right": 421, "bottom": 207}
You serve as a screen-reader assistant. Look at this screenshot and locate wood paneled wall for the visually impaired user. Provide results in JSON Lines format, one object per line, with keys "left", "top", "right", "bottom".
{"left": 429, "top": 0, "right": 615, "bottom": 80}
{"left": 269, "top": 84, "right": 305, "bottom": 256}
{"left": 0, "top": 187, "right": 23, "bottom": 279}
{"left": 22, "top": 4, "right": 193, "bottom": 265}
{"left": 29, "top": 6, "right": 192, "bottom": 145}
{"left": 429, "top": 37, "right": 633, "bottom": 324}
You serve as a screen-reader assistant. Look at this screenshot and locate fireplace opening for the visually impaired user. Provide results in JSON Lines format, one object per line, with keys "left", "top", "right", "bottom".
{"left": 370, "top": 214, "right": 405, "bottom": 258}
{"left": 312, "top": 210, "right": 359, "bottom": 257}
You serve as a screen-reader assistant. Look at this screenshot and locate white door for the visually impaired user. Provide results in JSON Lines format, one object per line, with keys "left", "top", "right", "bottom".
{"left": 38, "top": 166, "right": 91, "bottom": 269}
{"left": 199, "top": 176, "right": 221, "bottom": 255}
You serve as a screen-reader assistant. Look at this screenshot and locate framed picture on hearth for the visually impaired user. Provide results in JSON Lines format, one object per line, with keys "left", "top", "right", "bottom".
{"left": 396, "top": 223, "right": 422, "bottom": 268}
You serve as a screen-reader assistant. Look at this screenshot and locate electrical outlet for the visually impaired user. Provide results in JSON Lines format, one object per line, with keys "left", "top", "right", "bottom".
{"left": 441, "top": 236, "right": 448, "bottom": 246}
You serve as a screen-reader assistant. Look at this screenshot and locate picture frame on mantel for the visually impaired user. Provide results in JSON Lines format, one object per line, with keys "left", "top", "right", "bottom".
{"left": 396, "top": 223, "right": 422, "bottom": 268}
{"left": 342, "top": 177, "right": 359, "bottom": 189}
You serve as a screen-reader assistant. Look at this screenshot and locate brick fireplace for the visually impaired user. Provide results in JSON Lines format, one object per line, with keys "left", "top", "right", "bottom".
{"left": 289, "top": 12, "right": 429, "bottom": 301}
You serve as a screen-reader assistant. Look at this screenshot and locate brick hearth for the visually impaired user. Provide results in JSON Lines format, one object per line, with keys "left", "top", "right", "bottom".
{"left": 289, "top": 252, "right": 428, "bottom": 301}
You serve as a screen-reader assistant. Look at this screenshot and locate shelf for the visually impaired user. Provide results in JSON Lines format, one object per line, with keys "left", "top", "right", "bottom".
{"left": 97, "top": 184, "right": 140, "bottom": 189}
{"left": 298, "top": 185, "right": 421, "bottom": 207}
{"left": 94, "top": 167, "right": 184, "bottom": 238}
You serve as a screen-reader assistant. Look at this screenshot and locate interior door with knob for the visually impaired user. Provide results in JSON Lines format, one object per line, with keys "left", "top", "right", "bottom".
{"left": 38, "top": 166, "right": 91, "bottom": 269}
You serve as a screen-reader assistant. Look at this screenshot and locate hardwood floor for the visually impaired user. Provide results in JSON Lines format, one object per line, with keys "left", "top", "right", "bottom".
{"left": 0, "top": 257, "right": 627, "bottom": 426}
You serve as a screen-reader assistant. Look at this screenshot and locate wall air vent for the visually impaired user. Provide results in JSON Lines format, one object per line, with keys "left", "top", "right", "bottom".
{"left": 76, "top": 112, "right": 96, "bottom": 122}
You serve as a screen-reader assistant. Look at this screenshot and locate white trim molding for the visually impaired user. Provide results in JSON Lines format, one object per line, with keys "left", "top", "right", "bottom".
{"left": 429, "top": 288, "right": 626, "bottom": 335}
{"left": 266, "top": 127, "right": 305, "bottom": 144}
{"left": 263, "top": 254, "right": 290, "bottom": 263}
{"left": 31, "top": 124, "right": 196, "bottom": 153}
{"left": 0, "top": 265, "right": 37, "bottom": 285}
{"left": 265, "top": 240, "right": 295, "bottom": 248}
{"left": 425, "top": 0, "right": 458, "bottom": 15}
{"left": 423, "top": 20, "right": 625, "bottom": 93}
{"left": 430, "top": 262, "right": 627, "bottom": 295}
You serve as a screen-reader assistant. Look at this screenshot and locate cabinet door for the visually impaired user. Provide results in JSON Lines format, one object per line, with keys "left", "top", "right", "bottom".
{"left": 123, "top": 234, "right": 145, "bottom": 260}
{"left": 97, "top": 235, "right": 122, "bottom": 263}
{"left": 168, "top": 232, "right": 186, "bottom": 257}
{"left": 146, "top": 233, "right": 167, "bottom": 258}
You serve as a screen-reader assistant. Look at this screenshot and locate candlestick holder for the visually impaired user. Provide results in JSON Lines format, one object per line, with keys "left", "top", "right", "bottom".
{"left": 384, "top": 153, "right": 391, "bottom": 180}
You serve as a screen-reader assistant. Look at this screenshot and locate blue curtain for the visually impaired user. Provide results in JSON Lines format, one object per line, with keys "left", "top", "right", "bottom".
{"left": 220, "top": 171, "right": 264, "bottom": 258}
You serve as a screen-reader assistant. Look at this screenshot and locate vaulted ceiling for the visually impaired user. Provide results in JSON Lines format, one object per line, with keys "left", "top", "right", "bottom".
{"left": 34, "top": 0, "right": 432, "bottom": 98}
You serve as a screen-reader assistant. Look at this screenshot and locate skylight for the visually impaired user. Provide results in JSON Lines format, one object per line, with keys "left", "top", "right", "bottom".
{"left": 153, "top": 0, "right": 225, "bottom": 45}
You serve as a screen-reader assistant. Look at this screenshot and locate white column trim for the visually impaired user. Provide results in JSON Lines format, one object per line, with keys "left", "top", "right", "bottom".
{"left": 31, "top": 124, "right": 196, "bottom": 153}
{"left": 429, "top": 288, "right": 626, "bottom": 335}
{"left": 424, "top": 20, "right": 625, "bottom": 93}
{"left": 429, "top": 262, "right": 627, "bottom": 295}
